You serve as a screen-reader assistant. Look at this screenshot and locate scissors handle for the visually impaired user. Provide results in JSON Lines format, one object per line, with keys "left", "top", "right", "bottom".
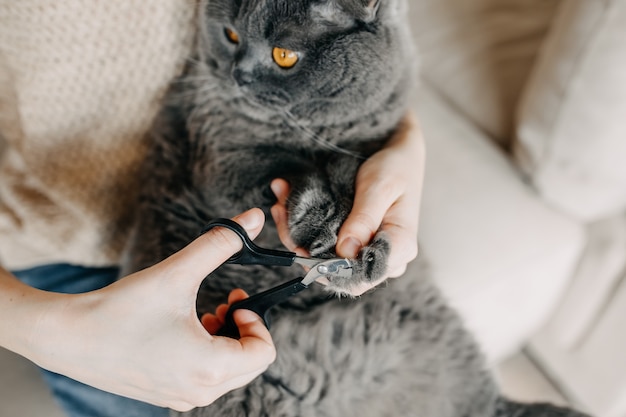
{"left": 216, "top": 278, "right": 308, "bottom": 339}
{"left": 202, "top": 218, "right": 296, "bottom": 266}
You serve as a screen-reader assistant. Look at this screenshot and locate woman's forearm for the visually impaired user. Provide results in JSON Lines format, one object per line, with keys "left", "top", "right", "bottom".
{"left": 0, "top": 266, "right": 66, "bottom": 363}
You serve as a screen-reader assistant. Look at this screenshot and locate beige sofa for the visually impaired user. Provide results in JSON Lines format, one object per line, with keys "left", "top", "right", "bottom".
{"left": 1, "top": 0, "right": 625, "bottom": 416}
{"left": 410, "top": 1, "right": 626, "bottom": 416}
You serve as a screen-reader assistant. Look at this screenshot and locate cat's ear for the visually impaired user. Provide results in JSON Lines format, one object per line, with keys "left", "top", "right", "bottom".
{"left": 314, "top": 0, "right": 381, "bottom": 25}
{"left": 360, "top": 0, "right": 382, "bottom": 22}
{"left": 338, "top": 0, "right": 381, "bottom": 23}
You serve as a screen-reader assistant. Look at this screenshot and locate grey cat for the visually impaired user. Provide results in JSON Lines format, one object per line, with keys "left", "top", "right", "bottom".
{"left": 123, "top": 0, "right": 590, "bottom": 416}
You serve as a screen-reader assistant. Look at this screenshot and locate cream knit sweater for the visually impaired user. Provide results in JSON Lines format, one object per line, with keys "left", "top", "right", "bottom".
{"left": 0, "top": 1, "right": 195, "bottom": 270}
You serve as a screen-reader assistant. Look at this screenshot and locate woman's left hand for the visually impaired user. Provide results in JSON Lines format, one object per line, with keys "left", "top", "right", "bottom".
{"left": 271, "top": 111, "right": 425, "bottom": 295}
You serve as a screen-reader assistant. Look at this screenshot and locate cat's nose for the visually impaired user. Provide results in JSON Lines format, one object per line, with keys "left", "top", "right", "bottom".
{"left": 232, "top": 68, "right": 254, "bottom": 86}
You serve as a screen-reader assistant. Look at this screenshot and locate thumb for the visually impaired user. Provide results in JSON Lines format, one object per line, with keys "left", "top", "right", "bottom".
{"left": 337, "top": 185, "right": 396, "bottom": 258}
{"left": 162, "top": 208, "right": 265, "bottom": 286}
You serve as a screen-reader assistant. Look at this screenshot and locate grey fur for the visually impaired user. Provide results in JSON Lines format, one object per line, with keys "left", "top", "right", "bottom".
{"left": 122, "top": 0, "right": 590, "bottom": 416}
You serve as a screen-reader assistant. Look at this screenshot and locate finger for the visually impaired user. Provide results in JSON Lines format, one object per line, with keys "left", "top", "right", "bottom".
{"left": 206, "top": 310, "right": 275, "bottom": 384}
{"left": 379, "top": 221, "right": 419, "bottom": 272}
{"left": 337, "top": 178, "right": 402, "bottom": 258}
{"left": 386, "top": 263, "right": 408, "bottom": 279}
{"left": 270, "top": 178, "right": 290, "bottom": 205}
{"left": 227, "top": 288, "right": 249, "bottom": 304}
{"left": 202, "top": 287, "right": 251, "bottom": 333}
{"left": 270, "top": 180, "right": 301, "bottom": 253}
{"left": 219, "top": 289, "right": 249, "bottom": 321}
{"left": 215, "top": 304, "right": 230, "bottom": 321}
{"left": 377, "top": 191, "right": 420, "bottom": 272}
{"left": 270, "top": 204, "right": 298, "bottom": 252}
{"left": 270, "top": 180, "right": 313, "bottom": 257}
{"left": 271, "top": 202, "right": 309, "bottom": 257}
{"left": 234, "top": 309, "right": 275, "bottom": 360}
{"left": 201, "top": 313, "right": 223, "bottom": 334}
{"left": 162, "top": 208, "right": 265, "bottom": 286}
{"left": 202, "top": 310, "right": 275, "bottom": 386}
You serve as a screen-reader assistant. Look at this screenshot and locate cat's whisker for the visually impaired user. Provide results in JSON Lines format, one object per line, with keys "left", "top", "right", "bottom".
{"left": 170, "top": 82, "right": 219, "bottom": 101}
{"left": 283, "top": 110, "right": 365, "bottom": 160}
{"left": 184, "top": 56, "right": 206, "bottom": 68}
{"left": 174, "top": 77, "right": 211, "bottom": 85}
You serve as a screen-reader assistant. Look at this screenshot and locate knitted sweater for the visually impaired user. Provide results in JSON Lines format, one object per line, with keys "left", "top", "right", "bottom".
{"left": 0, "top": 1, "right": 195, "bottom": 270}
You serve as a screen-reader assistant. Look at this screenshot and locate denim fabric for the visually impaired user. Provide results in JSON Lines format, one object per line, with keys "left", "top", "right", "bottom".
{"left": 12, "top": 264, "right": 170, "bottom": 417}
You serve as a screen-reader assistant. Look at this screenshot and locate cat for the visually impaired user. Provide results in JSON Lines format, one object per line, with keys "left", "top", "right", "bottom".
{"left": 123, "top": 0, "right": 590, "bottom": 416}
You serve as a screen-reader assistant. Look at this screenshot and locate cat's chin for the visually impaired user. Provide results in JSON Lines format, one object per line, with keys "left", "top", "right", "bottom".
{"left": 232, "top": 94, "right": 286, "bottom": 120}
{"left": 235, "top": 85, "right": 290, "bottom": 110}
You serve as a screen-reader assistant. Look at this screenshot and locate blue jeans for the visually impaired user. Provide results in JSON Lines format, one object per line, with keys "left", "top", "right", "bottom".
{"left": 13, "top": 264, "right": 170, "bottom": 417}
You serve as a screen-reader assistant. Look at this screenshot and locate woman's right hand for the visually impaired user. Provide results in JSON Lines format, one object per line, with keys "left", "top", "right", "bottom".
{"left": 0, "top": 208, "right": 276, "bottom": 411}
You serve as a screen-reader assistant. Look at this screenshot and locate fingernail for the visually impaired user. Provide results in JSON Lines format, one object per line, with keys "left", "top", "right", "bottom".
{"left": 270, "top": 180, "right": 282, "bottom": 196}
{"left": 340, "top": 237, "right": 362, "bottom": 258}
{"left": 235, "top": 209, "right": 263, "bottom": 230}
{"left": 235, "top": 309, "right": 262, "bottom": 325}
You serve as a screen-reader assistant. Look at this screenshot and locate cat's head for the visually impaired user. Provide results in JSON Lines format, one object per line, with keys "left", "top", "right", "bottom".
{"left": 196, "top": 0, "right": 413, "bottom": 122}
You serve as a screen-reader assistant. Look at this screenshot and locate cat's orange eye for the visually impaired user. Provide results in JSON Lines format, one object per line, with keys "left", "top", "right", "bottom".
{"left": 272, "top": 47, "right": 299, "bottom": 69}
{"left": 224, "top": 28, "right": 239, "bottom": 44}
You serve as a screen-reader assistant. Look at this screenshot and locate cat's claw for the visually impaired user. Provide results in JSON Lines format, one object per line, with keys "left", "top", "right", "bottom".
{"left": 322, "top": 233, "right": 391, "bottom": 295}
{"left": 286, "top": 175, "right": 391, "bottom": 294}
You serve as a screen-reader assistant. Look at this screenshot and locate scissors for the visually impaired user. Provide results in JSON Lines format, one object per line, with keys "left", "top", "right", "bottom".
{"left": 201, "top": 218, "right": 353, "bottom": 339}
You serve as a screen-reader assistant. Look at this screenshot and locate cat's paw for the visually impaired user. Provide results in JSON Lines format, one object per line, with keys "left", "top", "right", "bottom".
{"left": 286, "top": 176, "right": 390, "bottom": 296}
{"left": 325, "top": 232, "right": 391, "bottom": 296}
{"left": 287, "top": 185, "right": 346, "bottom": 256}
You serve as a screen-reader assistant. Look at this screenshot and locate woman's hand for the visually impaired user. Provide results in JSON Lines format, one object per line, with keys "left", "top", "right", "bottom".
{"left": 2, "top": 208, "right": 275, "bottom": 412}
{"left": 201, "top": 288, "right": 252, "bottom": 334}
{"left": 271, "top": 111, "right": 425, "bottom": 295}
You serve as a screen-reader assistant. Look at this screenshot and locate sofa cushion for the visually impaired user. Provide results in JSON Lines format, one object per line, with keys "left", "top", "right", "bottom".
{"left": 514, "top": 0, "right": 626, "bottom": 221}
{"left": 409, "top": 0, "right": 560, "bottom": 145}
{"left": 414, "top": 84, "right": 585, "bottom": 362}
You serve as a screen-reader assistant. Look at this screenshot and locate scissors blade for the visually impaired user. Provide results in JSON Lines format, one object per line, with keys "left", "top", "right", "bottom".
{"left": 301, "top": 258, "right": 353, "bottom": 286}
{"left": 292, "top": 256, "right": 324, "bottom": 269}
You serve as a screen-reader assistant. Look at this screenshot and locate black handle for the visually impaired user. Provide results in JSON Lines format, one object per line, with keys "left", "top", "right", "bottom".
{"left": 216, "top": 278, "right": 308, "bottom": 339}
{"left": 202, "top": 218, "right": 296, "bottom": 266}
